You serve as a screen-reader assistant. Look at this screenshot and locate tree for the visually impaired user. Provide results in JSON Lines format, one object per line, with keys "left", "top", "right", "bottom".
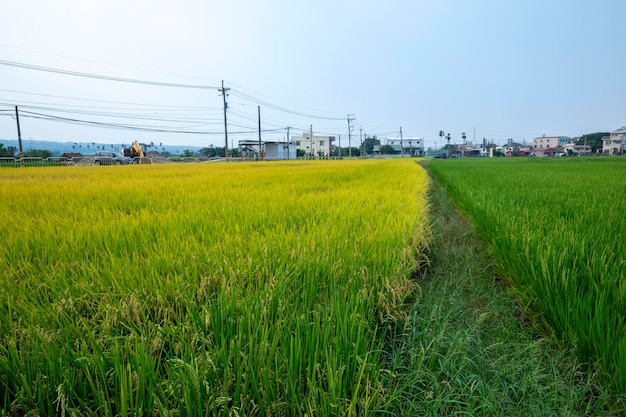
{"left": 380, "top": 145, "right": 398, "bottom": 155}
{"left": 200, "top": 147, "right": 217, "bottom": 158}
{"left": 362, "top": 136, "right": 380, "bottom": 155}
{"left": 339, "top": 147, "right": 360, "bottom": 157}
{"left": 23, "top": 148, "right": 53, "bottom": 158}
{"left": 0, "top": 143, "right": 16, "bottom": 157}
{"left": 443, "top": 143, "right": 457, "bottom": 155}
{"left": 576, "top": 132, "right": 608, "bottom": 154}
{"left": 181, "top": 149, "right": 196, "bottom": 158}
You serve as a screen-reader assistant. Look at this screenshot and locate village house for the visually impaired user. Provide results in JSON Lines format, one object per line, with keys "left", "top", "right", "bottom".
{"left": 238, "top": 140, "right": 297, "bottom": 160}
{"left": 503, "top": 138, "right": 531, "bottom": 157}
{"left": 563, "top": 143, "right": 592, "bottom": 156}
{"left": 384, "top": 137, "right": 424, "bottom": 156}
{"left": 526, "top": 146, "right": 565, "bottom": 157}
{"left": 532, "top": 135, "right": 571, "bottom": 149}
{"left": 602, "top": 127, "right": 626, "bottom": 155}
{"left": 291, "top": 133, "right": 335, "bottom": 157}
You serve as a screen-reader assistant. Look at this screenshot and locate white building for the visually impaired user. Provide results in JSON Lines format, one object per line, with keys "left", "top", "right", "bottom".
{"left": 564, "top": 143, "right": 592, "bottom": 156}
{"left": 532, "top": 135, "right": 571, "bottom": 149}
{"left": 239, "top": 140, "right": 297, "bottom": 160}
{"left": 292, "top": 133, "right": 335, "bottom": 157}
{"left": 602, "top": 127, "right": 626, "bottom": 155}
{"left": 385, "top": 137, "right": 424, "bottom": 156}
{"left": 503, "top": 138, "right": 531, "bottom": 156}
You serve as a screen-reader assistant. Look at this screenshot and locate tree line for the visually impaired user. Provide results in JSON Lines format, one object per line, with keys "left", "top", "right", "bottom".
{"left": 0, "top": 144, "right": 53, "bottom": 158}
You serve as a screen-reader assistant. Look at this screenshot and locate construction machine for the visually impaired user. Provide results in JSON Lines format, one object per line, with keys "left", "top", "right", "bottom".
{"left": 121, "top": 141, "right": 152, "bottom": 164}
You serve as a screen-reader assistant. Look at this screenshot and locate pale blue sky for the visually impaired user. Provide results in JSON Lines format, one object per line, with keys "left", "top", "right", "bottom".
{"left": 1, "top": 0, "right": 624, "bottom": 149}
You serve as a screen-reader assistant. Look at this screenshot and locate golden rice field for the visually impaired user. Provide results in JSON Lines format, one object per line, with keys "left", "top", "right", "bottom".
{"left": 0, "top": 159, "right": 430, "bottom": 415}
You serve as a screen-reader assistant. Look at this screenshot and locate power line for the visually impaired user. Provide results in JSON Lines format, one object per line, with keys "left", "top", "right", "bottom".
{"left": 228, "top": 106, "right": 313, "bottom": 133}
{"left": 0, "top": 43, "right": 221, "bottom": 83}
{"left": 1, "top": 57, "right": 356, "bottom": 144}
{"left": 0, "top": 103, "right": 221, "bottom": 123}
{"left": 0, "top": 59, "right": 219, "bottom": 90}
{"left": 229, "top": 88, "right": 345, "bottom": 120}
{"left": 0, "top": 88, "right": 219, "bottom": 109}
{"left": 16, "top": 110, "right": 256, "bottom": 135}
{"left": 369, "top": 130, "right": 400, "bottom": 137}
{"left": 227, "top": 82, "right": 346, "bottom": 120}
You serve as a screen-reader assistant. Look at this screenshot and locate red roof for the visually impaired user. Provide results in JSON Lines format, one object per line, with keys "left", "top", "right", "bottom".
{"left": 528, "top": 146, "right": 564, "bottom": 154}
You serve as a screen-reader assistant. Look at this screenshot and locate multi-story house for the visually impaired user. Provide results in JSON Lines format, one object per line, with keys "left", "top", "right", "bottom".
{"left": 385, "top": 137, "right": 424, "bottom": 156}
{"left": 292, "top": 133, "right": 335, "bottom": 157}
{"left": 602, "top": 127, "right": 626, "bottom": 155}
{"left": 532, "top": 135, "right": 571, "bottom": 149}
{"left": 503, "top": 138, "right": 531, "bottom": 156}
{"left": 563, "top": 143, "right": 592, "bottom": 156}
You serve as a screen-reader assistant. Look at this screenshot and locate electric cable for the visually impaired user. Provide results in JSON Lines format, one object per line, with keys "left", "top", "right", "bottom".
{"left": 0, "top": 59, "right": 219, "bottom": 90}
{"left": 0, "top": 88, "right": 219, "bottom": 109}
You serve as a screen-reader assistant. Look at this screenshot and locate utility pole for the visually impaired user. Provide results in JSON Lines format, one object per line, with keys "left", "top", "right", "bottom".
{"left": 363, "top": 130, "right": 367, "bottom": 157}
{"left": 347, "top": 114, "right": 355, "bottom": 158}
{"left": 219, "top": 80, "right": 230, "bottom": 160}
{"left": 310, "top": 125, "right": 313, "bottom": 159}
{"left": 258, "top": 106, "right": 263, "bottom": 160}
{"left": 400, "top": 127, "right": 404, "bottom": 158}
{"left": 15, "top": 106, "right": 23, "bottom": 167}
{"left": 462, "top": 132, "right": 467, "bottom": 157}
{"left": 337, "top": 134, "right": 341, "bottom": 158}
{"left": 286, "top": 126, "right": 291, "bottom": 160}
{"left": 348, "top": 132, "right": 352, "bottom": 158}
{"left": 359, "top": 127, "right": 363, "bottom": 158}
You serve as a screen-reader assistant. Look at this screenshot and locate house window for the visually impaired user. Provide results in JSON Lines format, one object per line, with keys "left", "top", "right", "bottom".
{"left": 296, "top": 141, "right": 301, "bottom": 146}
{"left": 319, "top": 141, "right": 325, "bottom": 146}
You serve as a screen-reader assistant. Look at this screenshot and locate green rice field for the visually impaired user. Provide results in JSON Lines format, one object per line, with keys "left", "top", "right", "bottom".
{"left": 429, "top": 157, "right": 626, "bottom": 394}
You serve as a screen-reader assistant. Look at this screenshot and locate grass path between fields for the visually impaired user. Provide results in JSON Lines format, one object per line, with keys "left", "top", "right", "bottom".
{"left": 380, "top": 163, "right": 624, "bottom": 416}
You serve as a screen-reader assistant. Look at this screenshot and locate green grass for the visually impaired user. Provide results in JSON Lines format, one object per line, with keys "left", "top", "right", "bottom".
{"left": 380, "top": 163, "right": 624, "bottom": 415}
{"left": 427, "top": 157, "right": 626, "bottom": 399}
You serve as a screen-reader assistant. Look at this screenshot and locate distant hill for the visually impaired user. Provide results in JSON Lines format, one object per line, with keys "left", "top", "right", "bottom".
{"left": 0, "top": 139, "right": 203, "bottom": 157}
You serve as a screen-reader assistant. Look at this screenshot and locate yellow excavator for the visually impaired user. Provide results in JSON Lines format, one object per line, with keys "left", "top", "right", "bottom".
{"left": 121, "top": 141, "right": 151, "bottom": 164}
